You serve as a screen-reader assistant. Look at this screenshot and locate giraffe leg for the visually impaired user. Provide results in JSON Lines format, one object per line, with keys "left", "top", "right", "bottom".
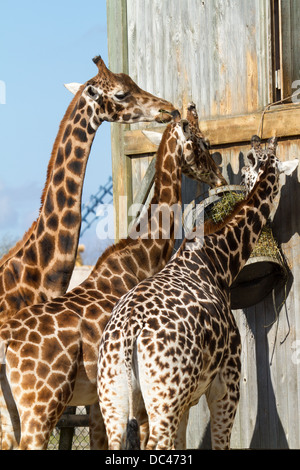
{"left": 206, "top": 388, "right": 239, "bottom": 450}
{"left": 145, "top": 421, "right": 176, "bottom": 450}
{"left": 139, "top": 421, "right": 149, "bottom": 449}
{"left": 0, "top": 364, "right": 21, "bottom": 449}
{"left": 205, "top": 354, "right": 241, "bottom": 450}
{"left": 0, "top": 390, "right": 53, "bottom": 450}
{"left": 141, "top": 390, "right": 178, "bottom": 450}
{"left": 13, "top": 398, "right": 68, "bottom": 450}
{"left": 106, "top": 416, "right": 128, "bottom": 450}
{"left": 2, "top": 365, "right": 77, "bottom": 449}
{"left": 174, "top": 409, "right": 189, "bottom": 449}
{"left": 89, "top": 402, "right": 108, "bottom": 450}
{"left": 145, "top": 407, "right": 191, "bottom": 450}
{"left": 98, "top": 363, "right": 130, "bottom": 450}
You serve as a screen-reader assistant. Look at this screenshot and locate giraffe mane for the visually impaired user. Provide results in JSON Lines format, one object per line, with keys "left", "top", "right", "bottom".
{"left": 152, "top": 122, "right": 174, "bottom": 202}
{"left": 0, "top": 85, "right": 85, "bottom": 269}
{"left": 92, "top": 237, "right": 135, "bottom": 271}
{"left": 40, "top": 84, "right": 85, "bottom": 206}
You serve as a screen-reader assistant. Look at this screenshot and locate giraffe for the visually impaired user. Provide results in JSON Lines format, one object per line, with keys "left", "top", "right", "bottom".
{"left": 0, "top": 109, "right": 228, "bottom": 449}
{"left": 0, "top": 55, "right": 176, "bottom": 319}
{"left": 97, "top": 142, "right": 298, "bottom": 450}
{"left": 241, "top": 135, "right": 298, "bottom": 197}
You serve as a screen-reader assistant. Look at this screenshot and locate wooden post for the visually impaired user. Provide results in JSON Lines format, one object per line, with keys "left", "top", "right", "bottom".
{"left": 107, "top": 0, "right": 131, "bottom": 240}
{"left": 58, "top": 406, "right": 76, "bottom": 450}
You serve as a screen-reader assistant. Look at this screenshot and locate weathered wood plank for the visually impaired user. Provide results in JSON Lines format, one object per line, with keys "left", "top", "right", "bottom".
{"left": 56, "top": 414, "right": 90, "bottom": 428}
{"left": 124, "top": 104, "right": 300, "bottom": 155}
{"left": 132, "top": 155, "right": 155, "bottom": 206}
{"left": 126, "top": 0, "right": 272, "bottom": 119}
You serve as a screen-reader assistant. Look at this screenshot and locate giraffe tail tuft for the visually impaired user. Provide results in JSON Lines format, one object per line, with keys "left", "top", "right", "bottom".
{"left": 125, "top": 418, "right": 140, "bottom": 450}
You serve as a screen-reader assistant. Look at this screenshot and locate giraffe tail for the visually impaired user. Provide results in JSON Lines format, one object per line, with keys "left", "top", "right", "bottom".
{"left": 125, "top": 418, "right": 140, "bottom": 450}
{"left": 122, "top": 315, "right": 143, "bottom": 450}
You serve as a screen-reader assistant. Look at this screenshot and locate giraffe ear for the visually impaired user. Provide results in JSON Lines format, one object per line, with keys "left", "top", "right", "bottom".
{"left": 278, "top": 158, "right": 299, "bottom": 176}
{"left": 142, "top": 130, "right": 163, "bottom": 147}
{"left": 64, "top": 82, "right": 82, "bottom": 95}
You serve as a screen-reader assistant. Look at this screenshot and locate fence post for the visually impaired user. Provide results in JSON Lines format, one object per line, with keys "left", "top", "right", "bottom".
{"left": 58, "top": 406, "right": 76, "bottom": 450}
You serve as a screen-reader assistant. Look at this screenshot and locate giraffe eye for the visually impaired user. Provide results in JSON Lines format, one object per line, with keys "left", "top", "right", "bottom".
{"left": 86, "top": 86, "right": 100, "bottom": 101}
{"left": 115, "top": 91, "right": 130, "bottom": 101}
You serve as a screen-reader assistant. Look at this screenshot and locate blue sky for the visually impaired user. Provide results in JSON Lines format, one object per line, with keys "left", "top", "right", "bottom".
{"left": 0, "top": 1, "right": 113, "bottom": 263}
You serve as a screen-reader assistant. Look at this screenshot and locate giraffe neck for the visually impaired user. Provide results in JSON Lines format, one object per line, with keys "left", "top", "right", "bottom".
{"left": 0, "top": 88, "right": 101, "bottom": 315}
{"left": 182, "top": 156, "right": 277, "bottom": 289}
{"left": 86, "top": 123, "right": 185, "bottom": 298}
{"left": 129, "top": 123, "right": 184, "bottom": 271}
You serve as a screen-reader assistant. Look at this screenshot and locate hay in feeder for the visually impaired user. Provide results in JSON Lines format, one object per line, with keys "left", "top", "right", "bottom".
{"left": 208, "top": 191, "right": 283, "bottom": 262}
{"left": 250, "top": 224, "right": 282, "bottom": 260}
{"left": 209, "top": 191, "right": 245, "bottom": 223}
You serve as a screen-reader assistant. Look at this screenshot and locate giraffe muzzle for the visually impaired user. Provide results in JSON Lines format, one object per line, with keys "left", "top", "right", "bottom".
{"left": 155, "top": 109, "right": 181, "bottom": 123}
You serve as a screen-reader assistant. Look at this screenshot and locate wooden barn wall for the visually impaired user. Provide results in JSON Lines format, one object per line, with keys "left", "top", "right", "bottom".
{"left": 107, "top": 0, "right": 300, "bottom": 449}
{"left": 126, "top": 0, "right": 272, "bottom": 123}
{"left": 107, "top": 0, "right": 274, "bottom": 236}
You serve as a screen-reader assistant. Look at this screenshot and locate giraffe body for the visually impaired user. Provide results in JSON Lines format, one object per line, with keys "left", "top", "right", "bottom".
{"left": 98, "top": 238, "right": 241, "bottom": 450}
{"left": 0, "top": 56, "right": 176, "bottom": 319}
{"left": 97, "top": 146, "right": 298, "bottom": 450}
{"left": 0, "top": 113, "right": 227, "bottom": 449}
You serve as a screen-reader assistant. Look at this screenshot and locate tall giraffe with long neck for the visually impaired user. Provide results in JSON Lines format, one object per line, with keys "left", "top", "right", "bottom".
{"left": 97, "top": 143, "right": 298, "bottom": 450}
{"left": 0, "top": 56, "right": 176, "bottom": 319}
{"left": 0, "top": 110, "right": 227, "bottom": 449}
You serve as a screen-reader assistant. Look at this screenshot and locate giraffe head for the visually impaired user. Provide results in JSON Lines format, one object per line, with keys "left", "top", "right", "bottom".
{"left": 143, "top": 103, "right": 228, "bottom": 188}
{"left": 241, "top": 135, "right": 298, "bottom": 195}
{"left": 65, "top": 56, "right": 177, "bottom": 124}
{"left": 181, "top": 103, "right": 228, "bottom": 187}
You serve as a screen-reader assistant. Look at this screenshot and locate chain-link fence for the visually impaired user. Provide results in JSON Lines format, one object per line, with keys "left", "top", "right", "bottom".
{"left": 47, "top": 406, "right": 90, "bottom": 450}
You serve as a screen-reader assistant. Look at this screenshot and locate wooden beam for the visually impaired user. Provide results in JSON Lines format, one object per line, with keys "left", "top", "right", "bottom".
{"left": 132, "top": 156, "right": 156, "bottom": 206}
{"left": 124, "top": 104, "right": 300, "bottom": 154}
{"left": 56, "top": 414, "right": 90, "bottom": 428}
{"left": 124, "top": 126, "right": 166, "bottom": 155}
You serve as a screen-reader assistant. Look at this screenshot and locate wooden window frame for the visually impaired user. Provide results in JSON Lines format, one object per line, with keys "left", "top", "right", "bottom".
{"left": 271, "top": 0, "right": 300, "bottom": 102}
